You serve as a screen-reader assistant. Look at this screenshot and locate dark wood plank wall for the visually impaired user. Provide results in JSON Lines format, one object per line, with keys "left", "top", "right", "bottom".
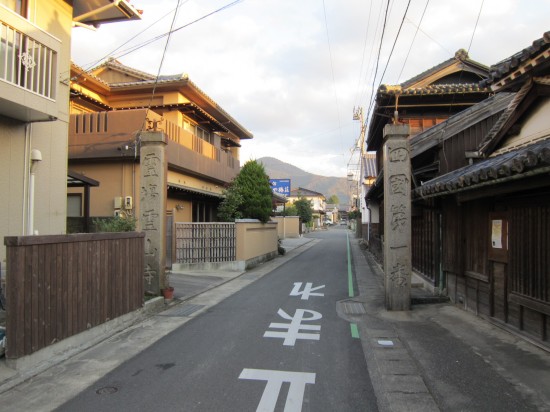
{"left": 5, "top": 232, "right": 145, "bottom": 359}
{"left": 443, "top": 195, "right": 549, "bottom": 346}
{"left": 412, "top": 198, "right": 439, "bottom": 285}
{"left": 439, "top": 113, "right": 501, "bottom": 175}
{"left": 508, "top": 200, "right": 550, "bottom": 341}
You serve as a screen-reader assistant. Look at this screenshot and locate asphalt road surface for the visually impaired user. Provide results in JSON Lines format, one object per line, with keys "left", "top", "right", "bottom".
{"left": 56, "top": 228, "right": 377, "bottom": 411}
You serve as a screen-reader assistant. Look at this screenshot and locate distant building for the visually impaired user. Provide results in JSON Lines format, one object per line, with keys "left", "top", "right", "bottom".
{"left": 288, "top": 187, "right": 326, "bottom": 228}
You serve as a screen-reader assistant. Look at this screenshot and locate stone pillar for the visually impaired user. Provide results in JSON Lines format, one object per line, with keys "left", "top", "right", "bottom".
{"left": 383, "top": 124, "right": 411, "bottom": 311}
{"left": 139, "top": 131, "right": 167, "bottom": 295}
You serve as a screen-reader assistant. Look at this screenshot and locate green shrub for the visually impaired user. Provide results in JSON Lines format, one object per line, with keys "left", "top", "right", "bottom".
{"left": 93, "top": 216, "right": 137, "bottom": 232}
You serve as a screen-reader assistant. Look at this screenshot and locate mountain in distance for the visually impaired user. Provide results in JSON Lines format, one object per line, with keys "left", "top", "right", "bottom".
{"left": 257, "top": 157, "right": 350, "bottom": 204}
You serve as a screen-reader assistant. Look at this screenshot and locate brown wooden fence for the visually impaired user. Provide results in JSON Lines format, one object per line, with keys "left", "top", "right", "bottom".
{"left": 4, "top": 232, "right": 144, "bottom": 359}
{"left": 175, "top": 223, "right": 235, "bottom": 263}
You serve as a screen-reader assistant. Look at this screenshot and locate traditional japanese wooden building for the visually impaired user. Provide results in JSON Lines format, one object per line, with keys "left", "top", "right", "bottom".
{"left": 366, "top": 50, "right": 492, "bottom": 261}
{"left": 413, "top": 32, "right": 550, "bottom": 347}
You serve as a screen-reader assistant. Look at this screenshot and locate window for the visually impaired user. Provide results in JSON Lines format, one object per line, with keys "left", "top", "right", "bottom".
{"left": 67, "top": 194, "right": 82, "bottom": 217}
{"left": 196, "top": 125, "right": 212, "bottom": 144}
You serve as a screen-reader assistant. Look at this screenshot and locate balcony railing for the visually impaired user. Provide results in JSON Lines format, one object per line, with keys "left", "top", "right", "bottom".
{"left": 0, "top": 6, "right": 60, "bottom": 121}
{"left": 69, "top": 109, "right": 240, "bottom": 183}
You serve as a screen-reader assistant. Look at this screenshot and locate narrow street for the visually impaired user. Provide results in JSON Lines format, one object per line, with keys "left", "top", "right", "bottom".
{"left": 54, "top": 228, "right": 377, "bottom": 411}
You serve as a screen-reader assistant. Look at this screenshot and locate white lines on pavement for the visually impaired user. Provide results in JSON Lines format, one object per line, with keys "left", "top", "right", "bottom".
{"left": 263, "top": 309, "right": 322, "bottom": 346}
{"left": 239, "top": 368, "right": 316, "bottom": 412}
{"left": 289, "top": 282, "right": 325, "bottom": 300}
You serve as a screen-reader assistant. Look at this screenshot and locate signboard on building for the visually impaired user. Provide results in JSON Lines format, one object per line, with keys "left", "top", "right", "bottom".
{"left": 269, "top": 179, "right": 291, "bottom": 196}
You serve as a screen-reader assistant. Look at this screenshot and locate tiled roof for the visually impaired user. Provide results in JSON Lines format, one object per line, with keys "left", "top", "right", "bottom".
{"left": 378, "top": 83, "right": 488, "bottom": 96}
{"left": 410, "top": 92, "right": 514, "bottom": 158}
{"left": 414, "top": 138, "right": 550, "bottom": 198}
{"left": 96, "top": 58, "right": 157, "bottom": 81}
{"left": 83, "top": 58, "right": 253, "bottom": 140}
{"left": 478, "top": 82, "right": 532, "bottom": 155}
{"left": 480, "top": 32, "right": 550, "bottom": 90}
{"left": 290, "top": 187, "right": 325, "bottom": 198}
{"left": 362, "top": 153, "right": 377, "bottom": 178}
{"left": 71, "top": 61, "right": 109, "bottom": 86}
{"left": 400, "top": 49, "right": 488, "bottom": 89}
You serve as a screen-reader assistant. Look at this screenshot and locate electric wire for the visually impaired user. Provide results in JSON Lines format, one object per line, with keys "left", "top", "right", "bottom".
{"left": 69, "top": 0, "right": 242, "bottom": 83}
{"left": 363, "top": 0, "right": 391, "bottom": 133}
{"left": 467, "top": 0, "right": 484, "bottom": 53}
{"left": 136, "top": 0, "right": 183, "bottom": 147}
{"left": 322, "top": 0, "right": 345, "bottom": 158}
{"left": 378, "top": 0, "right": 411, "bottom": 89}
{"left": 404, "top": 16, "right": 451, "bottom": 55}
{"left": 85, "top": 5, "right": 189, "bottom": 72}
{"left": 113, "top": 0, "right": 244, "bottom": 60}
{"left": 358, "top": 2, "right": 386, "bottom": 108}
{"left": 144, "top": 0, "right": 183, "bottom": 116}
{"left": 397, "top": 0, "right": 429, "bottom": 83}
{"left": 353, "top": 0, "right": 374, "bottom": 108}
{"left": 441, "top": 0, "right": 485, "bottom": 170}
{"left": 68, "top": 4, "right": 189, "bottom": 83}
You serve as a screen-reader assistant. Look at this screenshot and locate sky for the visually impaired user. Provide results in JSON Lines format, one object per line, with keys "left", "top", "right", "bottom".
{"left": 71, "top": 0, "right": 550, "bottom": 178}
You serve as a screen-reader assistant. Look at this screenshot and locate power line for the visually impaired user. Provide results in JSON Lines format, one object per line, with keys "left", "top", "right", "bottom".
{"left": 69, "top": 0, "right": 240, "bottom": 83}
{"left": 145, "top": 0, "right": 183, "bottom": 115}
{"left": 378, "top": 0, "right": 412, "bottom": 87}
{"left": 358, "top": 2, "right": 385, "bottom": 108}
{"left": 397, "top": 0, "right": 430, "bottom": 83}
{"left": 86, "top": 4, "right": 190, "bottom": 71}
{"left": 404, "top": 16, "right": 451, "bottom": 55}
{"left": 364, "top": 0, "right": 391, "bottom": 131}
{"left": 353, "top": 0, "right": 374, "bottom": 108}
{"left": 113, "top": 0, "right": 244, "bottom": 60}
{"left": 322, "top": 0, "right": 345, "bottom": 157}
{"left": 467, "top": 0, "right": 484, "bottom": 53}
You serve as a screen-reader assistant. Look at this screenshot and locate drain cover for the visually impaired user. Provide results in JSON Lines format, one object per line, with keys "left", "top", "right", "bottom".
{"left": 342, "top": 301, "right": 366, "bottom": 315}
{"left": 96, "top": 386, "right": 118, "bottom": 395}
{"left": 161, "top": 304, "right": 205, "bottom": 317}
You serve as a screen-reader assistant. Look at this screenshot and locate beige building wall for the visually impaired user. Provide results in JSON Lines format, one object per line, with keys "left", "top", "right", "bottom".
{"left": 68, "top": 162, "right": 140, "bottom": 218}
{"left": 167, "top": 170, "right": 224, "bottom": 196}
{"left": 68, "top": 162, "right": 226, "bottom": 225}
{"left": 166, "top": 199, "right": 193, "bottom": 222}
{"left": 235, "top": 220, "right": 278, "bottom": 265}
{"left": 0, "top": 0, "right": 72, "bottom": 265}
{"left": 494, "top": 97, "right": 550, "bottom": 155}
{"left": 272, "top": 216, "right": 301, "bottom": 238}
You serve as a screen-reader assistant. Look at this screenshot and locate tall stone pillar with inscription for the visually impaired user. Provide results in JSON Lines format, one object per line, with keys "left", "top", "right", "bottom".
{"left": 139, "top": 131, "right": 167, "bottom": 295}
{"left": 383, "top": 124, "right": 411, "bottom": 311}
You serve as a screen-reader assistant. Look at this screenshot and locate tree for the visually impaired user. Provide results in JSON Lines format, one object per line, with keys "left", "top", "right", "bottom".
{"left": 293, "top": 197, "right": 313, "bottom": 224}
{"left": 327, "top": 194, "right": 340, "bottom": 204}
{"left": 217, "top": 160, "right": 273, "bottom": 223}
{"left": 217, "top": 186, "right": 244, "bottom": 222}
{"left": 280, "top": 204, "right": 297, "bottom": 216}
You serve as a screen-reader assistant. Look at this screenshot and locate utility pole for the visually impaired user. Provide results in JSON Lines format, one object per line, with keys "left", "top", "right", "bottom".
{"left": 352, "top": 106, "right": 366, "bottom": 213}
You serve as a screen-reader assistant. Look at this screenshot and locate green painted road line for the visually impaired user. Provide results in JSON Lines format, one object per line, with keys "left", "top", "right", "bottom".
{"left": 350, "top": 323, "right": 359, "bottom": 339}
{"left": 346, "top": 232, "right": 354, "bottom": 297}
{"left": 347, "top": 234, "right": 360, "bottom": 339}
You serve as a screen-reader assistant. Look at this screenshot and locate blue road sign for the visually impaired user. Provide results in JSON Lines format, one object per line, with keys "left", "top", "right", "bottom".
{"left": 269, "top": 179, "right": 291, "bottom": 196}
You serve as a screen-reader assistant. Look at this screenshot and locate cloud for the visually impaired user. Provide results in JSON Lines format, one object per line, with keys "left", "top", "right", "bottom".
{"left": 71, "top": 0, "right": 550, "bottom": 177}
